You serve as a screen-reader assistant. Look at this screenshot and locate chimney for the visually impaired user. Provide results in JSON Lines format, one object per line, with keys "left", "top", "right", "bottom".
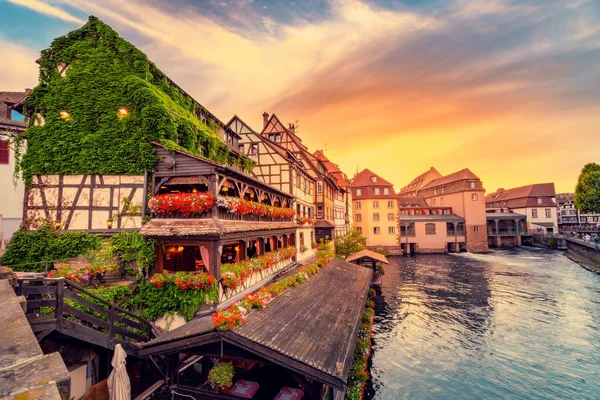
{"left": 262, "top": 112, "right": 269, "bottom": 128}
{"left": 288, "top": 123, "right": 295, "bottom": 134}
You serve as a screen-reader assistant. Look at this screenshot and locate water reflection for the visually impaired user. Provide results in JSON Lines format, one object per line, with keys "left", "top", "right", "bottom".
{"left": 367, "top": 247, "right": 600, "bottom": 400}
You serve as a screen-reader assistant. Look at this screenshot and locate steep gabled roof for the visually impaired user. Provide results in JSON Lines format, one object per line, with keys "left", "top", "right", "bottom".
{"left": 397, "top": 196, "right": 429, "bottom": 207}
{"left": 420, "top": 168, "right": 480, "bottom": 190}
{"left": 313, "top": 150, "right": 348, "bottom": 188}
{"left": 397, "top": 167, "right": 442, "bottom": 195}
{"left": 350, "top": 168, "right": 394, "bottom": 188}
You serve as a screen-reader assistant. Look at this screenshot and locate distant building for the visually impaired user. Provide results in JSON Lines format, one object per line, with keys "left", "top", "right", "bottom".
{"left": 350, "top": 169, "right": 400, "bottom": 253}
{"left": 486, "top": 183, "right": 558, "bottom": 235}
{"left": 0, "top": 90, "right": 28, "bottom": 248}
{"left": 556, "top": 193, "right": 600, "bottom": 231}
{"left": 399, "top": 168, "right": 488, "bottom": 253}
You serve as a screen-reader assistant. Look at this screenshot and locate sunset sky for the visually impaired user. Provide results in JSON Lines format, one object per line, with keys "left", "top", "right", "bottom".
{"left": 1, "top": 0, "right": 599, "bottom": 193}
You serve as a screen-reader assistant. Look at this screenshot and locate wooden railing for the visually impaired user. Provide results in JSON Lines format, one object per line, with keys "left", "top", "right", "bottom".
{"left": 16, "top": 277, "right": 157, "bottom": 355}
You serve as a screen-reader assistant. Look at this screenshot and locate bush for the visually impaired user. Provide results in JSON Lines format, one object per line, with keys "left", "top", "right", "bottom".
{"left": 208, "top": 362, "right": 234, "bottom": 389}
{"left": 0, "top": 224, "right": 102, "bottom": 271}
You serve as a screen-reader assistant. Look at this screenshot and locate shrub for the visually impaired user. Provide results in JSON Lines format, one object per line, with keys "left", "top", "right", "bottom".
{"left": 208, "top": 362, "right": 234, "bottom": 389}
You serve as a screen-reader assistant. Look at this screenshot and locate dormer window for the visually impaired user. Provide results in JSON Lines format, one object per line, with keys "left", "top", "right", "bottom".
{"left": 469, "top": 181, "right": 476, "bottom": 189}
{"left": 268, "top": 133, "right": 281, "bottom": 143}
{"left": 441, "top": 187, "right": 445, "bottom": 194}
{"left": 356, "top": 189, "right": 362, "bottom": 196}
{"left": 433, "top": 189, "right": 437, "bottom": 195}
{"left": 383, "top": 187, "right": 389, "bottom": 195}
{"left": 371, "top": 176, "right": 377, "bottom": 183}
{"left": 537, "top": 198, "right": 542, "bottom": 205}
{"left": 374, "top": 188, "right": 380, "bottom": 195}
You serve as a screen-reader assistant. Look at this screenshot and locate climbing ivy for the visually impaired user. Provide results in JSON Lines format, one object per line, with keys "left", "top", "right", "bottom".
{"left": 15, "top": 16, "right": 253, "bottom": 184}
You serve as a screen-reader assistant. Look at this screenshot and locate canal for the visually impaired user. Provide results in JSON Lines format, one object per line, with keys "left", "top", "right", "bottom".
{"left": 367, "top": 247, "right": 600, "bottom": 399}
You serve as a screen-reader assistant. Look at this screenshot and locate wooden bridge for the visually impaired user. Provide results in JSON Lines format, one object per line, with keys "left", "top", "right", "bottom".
{"left": 15, "top": 277, "right": 158, "bottom": 357}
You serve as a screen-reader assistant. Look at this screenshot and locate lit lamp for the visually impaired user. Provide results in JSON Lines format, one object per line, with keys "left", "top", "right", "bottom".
{"left": 54, "top": 219, "right": 62, "bottom": 230}
{"left": 222, "top": 186, "right": 229, "bottom": 193}
{"left": 59, "top": 110, "right": 70, "bottom": 120}
{"left": 107, "top": 218, "right": 113, "bottom": 229}
{"left": 117, "top": 107, "right": 129, "bottom": 118}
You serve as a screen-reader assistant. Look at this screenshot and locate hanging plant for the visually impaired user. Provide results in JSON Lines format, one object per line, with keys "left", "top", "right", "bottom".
{"left": 148, "top": 192, "right": 214, "bottom": 216}
{"left": 208, "top": 362, "right": 235, "bottom": 390}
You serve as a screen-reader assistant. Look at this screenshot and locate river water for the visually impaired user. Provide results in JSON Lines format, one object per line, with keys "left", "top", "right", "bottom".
{"left": 367, "top": 247, "right": 600, "bottom": 399}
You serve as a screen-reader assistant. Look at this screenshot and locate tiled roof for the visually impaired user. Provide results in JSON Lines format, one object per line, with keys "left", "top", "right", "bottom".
{"left": 485, "top": 183, "right": 556, "bottom": 203}
{"left": 350, "top": 168, "right": 394, "bottom": 188}
{"left": 0, "top": 91, "right": 28, "bottom": 104}
{"left": 397, "top": 196, "right": 428, "bottom": 207}
{"left": 315, "top": 220, "right": 335, "bottom": 228}
{"left": 313, "top": 150, "right": 348, "bottom": 188}
{"left": 420, "top": 168, "right": 480, "bottom": 190}
{"left": 397, "top": 167, "right": 442, "bottom": 195}
{"left": 140, "top": 218, "right": 298, "bottom": 237}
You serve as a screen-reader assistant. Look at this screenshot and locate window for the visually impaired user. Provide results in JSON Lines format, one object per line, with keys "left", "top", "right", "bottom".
{"left": 300, "top": 232, "right": 304, "bottom": 246}
{"left": 432, "top": 199, "right": 436, "bottom": 206}
{"left": 373, "top": 213, "right": 380, "bottom": 221}
{"left": 472, "top": 194, "right": 478, "bottom": 201}
{"left": 474, "top": 226, "right": 480, "bottom": 233}
{"left": 251, "top": 144, "right": 258, "bottom": 155}
{"left": 384, "top": 188, "right": 390, "bottom": 195}
{"left": 268, "top": 133, "right": 281, "bottom": 143}
{"left": 355, "top": 202, "right": 361, "bottom": 209}
{"left": 317, "top": 182, "right": 323, "bottom": 195}
{"left": 470, "top": 181, "right": 476, "bottom": 189}
{"left": 373, "top": 227, "right": 380, "bottom": 235}
{"left": 388, "top": 213, "right": 395, "bottom": 221}
{"left": 532, "top": 209, "right": 538, "bottom": 218}
{"left": 388, "top": 227, "right": 395, "bottom": 234}
{"left": 8, "top": 107, "right": 24, "bottom": 122}
{"left": 374, "top": 188, "right": 380, "bottom": 195}
{"left": 356, "top": 227, "right": 362, "bottom": 233}
{"left": 425, "top": 223, "right": 436, "bottom": 235}
{"left": 317, "top": 206, "right": 323, "bottom": 218}
{"left": 355, "top": 214, "right": 362, "bottom": 222}
{"left": 433, "top": 189, "right": 438, "bottom": 195}
{"left": 537, "top": 198, "right": 543, "bottom": 205}
{"left": 239, "top": 144, "right": 245, "bottom": 154}
{"left": 387, "top": 201, "right": 394, "bottom": 208}
{"left": 373, "top": 201, "right": 379, "bottom": 209}
{"left": 0, "top": 139, "right": 8, "bottom": 164}
{"left": 356, "top": 189, "right": 362, "bottom": 196}
{"left": 545, "top": 209, "right": 551, "bottom": 218}
{"left": 371, "top": 176, "right": 378, "bottom": 183}
{"left": 441, "top": 187, "right": 445, "bottom": 194}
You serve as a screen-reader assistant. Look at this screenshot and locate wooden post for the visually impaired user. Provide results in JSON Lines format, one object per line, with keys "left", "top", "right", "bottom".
{"left": 108, "top": 306, "right": 115, "bottom": 347}
{"left": 56, "top": 279, "right": 64, "bottom": 331}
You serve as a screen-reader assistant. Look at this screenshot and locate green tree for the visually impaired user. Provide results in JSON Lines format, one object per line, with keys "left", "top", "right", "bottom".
{"left": 574, "top": 163, "right": 600, "bottom": 213}
{"left": 334, "top": 229, "right": 367, "bottom": 259}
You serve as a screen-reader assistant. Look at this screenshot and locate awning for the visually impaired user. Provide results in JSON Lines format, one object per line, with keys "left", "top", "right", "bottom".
{"left": 346, "top": 249, "right": 389, "bottom": 265}
{"left": 486, "top": 212, "right": 527, "bottom": 220}
{"left": 140, "top": 218, "right": 298, "bottom": 238}
{"left": 314, "top": 220, "right": 335, "bottom": 228}
{"left": 140, "top": 259, "right": 373, "bottom": 389}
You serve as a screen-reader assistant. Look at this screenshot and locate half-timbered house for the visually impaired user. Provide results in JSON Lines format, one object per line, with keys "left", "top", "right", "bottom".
{"left": 227, "top": 115, "right": 316, "bottom": 261}
{"left": 260, "top": 113, "right": 340, "bottom": 242}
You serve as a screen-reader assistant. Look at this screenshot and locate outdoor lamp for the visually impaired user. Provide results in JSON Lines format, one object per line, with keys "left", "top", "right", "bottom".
{"left": 107, "top": 218, "right": 113, "bottom": 229}
{"left": 222, "top": 186, "right": 229, "bottom": 193}
{"left": 117, "top": 107, "right": 129, "bottom": 117}
{"left": 54, "top": 220, "right": 62, "bottom": 230}
{"left": 59, "top": 110, "right": 70, "bottom": 120}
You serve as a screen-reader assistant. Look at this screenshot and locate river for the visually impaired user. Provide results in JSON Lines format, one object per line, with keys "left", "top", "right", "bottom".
{"left": 366, "top": 247, "right": 600, "bottom": 399}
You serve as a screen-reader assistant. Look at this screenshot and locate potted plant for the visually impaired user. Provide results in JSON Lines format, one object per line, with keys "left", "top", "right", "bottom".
{"left": 208, "top": 361, "right": 235, "bottom": 392}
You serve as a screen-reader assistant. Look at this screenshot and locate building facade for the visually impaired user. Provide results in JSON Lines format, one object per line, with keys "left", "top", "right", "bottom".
{"left": 350, "top": 169, "right": 400, "bottom": 252}
{"left": 399, "top": 168, "right": 488, "bottom": 253}
{"left": 486, "top": 183, "right": 558, "bottom": 235}
{"left": 556, "top": 193, "right": 600, "bottom": 231}
{"left": 0, "top": 90, "right": 28, "bottom": 248}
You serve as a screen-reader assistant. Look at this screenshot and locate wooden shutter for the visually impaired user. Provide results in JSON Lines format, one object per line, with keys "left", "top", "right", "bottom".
{"left": 0, "top": 140, "right": 9, "bottom": 164}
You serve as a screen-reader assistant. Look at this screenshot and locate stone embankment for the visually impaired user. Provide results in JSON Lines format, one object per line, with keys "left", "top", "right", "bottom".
{"left": 0, "top": 266, "right": 71, "bottom": 400}
{"left": 564, "top": 238, "right": 600, "bottom": 274}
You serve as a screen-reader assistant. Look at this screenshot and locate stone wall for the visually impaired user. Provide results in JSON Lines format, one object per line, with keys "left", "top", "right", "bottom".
{"left": 466, "top": 224, "right": 489, "bottom": 253}
{"left": 566, "top": 239, "right": 600, "bottom": 264}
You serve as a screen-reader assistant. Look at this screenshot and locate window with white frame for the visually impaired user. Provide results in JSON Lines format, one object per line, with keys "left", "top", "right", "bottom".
{"left": 371, "top": 176, "right": 378, "bottom": 183}
{"left": 387, "top": 201, "right": 394, "bottom": 208}
{"left": 355, "top": 202, "right": 361, "bottom": 209}
{"left": 317, "top": 182, "right": 323, "bottom": 195}
{"left": 545, "top": 209, "right": 551, "bottom": 218}
{"left": 388, "top": 213, "right": 395, "bottom": 221}
{"left": 355, "top": 214, "right": 362, "bottom": 222}
{"left": 532, "top": 209, "right": 538, "bottom": 218}
{"left": 472, "top": 194, "right": 478, "bottom": 201}
{"left": 470, "top": 181, "right": 476, "bottom": 189}
{"left": 373, "top": 213, "right": 380, "bottom": 221}
{"left": 441, "top": 187, "right": 445, "bottom": 194}
{"left": 388, "top": 226, "right": 395, "bottom": 234}
{"left": 374, "top": 188, "right": 380, "bottom": 195}
{"left": 474, "top": 226, "right": 480, "bottom": 232}
{"left": 384, "top": 188, "right": 390, "bottom": 195}
{"left": 373, "top": 201, "right": 379, "bottom": 209}
{"left": 356, "top": 189, "right": 362, "bottom": 196}
{"left": 537, "top": 198, "right": 542, "bottom": 205}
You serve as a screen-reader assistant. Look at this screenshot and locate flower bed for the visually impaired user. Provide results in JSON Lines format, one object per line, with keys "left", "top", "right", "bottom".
{"left": 148, "top": 192, "right": 214, "bottom": 216}
{"left": 216, "top": 196, "right": 296, "bottom": 219}
{"left": 127, "top": 271, "right": 218, "bottom": 321}
{"left": 345, "top": 291, "right": 376, "bottom": 400}
{"left": 213, "top": 243, "right": 334, "bottom": 330}
{"left": 220, "top": 246, "right": 297, "bottom": 290}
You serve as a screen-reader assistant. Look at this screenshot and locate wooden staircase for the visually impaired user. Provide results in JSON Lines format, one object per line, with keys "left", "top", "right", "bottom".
{"left": 15, "top": 277, "right": 158, "bottom": 357}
